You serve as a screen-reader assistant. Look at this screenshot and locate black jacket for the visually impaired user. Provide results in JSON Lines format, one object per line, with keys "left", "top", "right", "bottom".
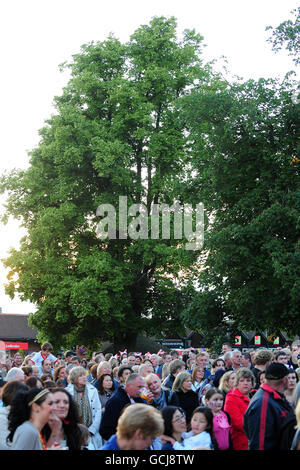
{"left": 243, "top": 384, "right": 296, "bottom": 450}
{"left": 173, "top": 389, "right": 199, "bottom": 424}
{"left": 99, "top": 386, "right": 145, "bottom": 440}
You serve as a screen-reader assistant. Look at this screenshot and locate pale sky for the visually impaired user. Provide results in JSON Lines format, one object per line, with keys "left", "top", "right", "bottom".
{"left": 0, "top": 0, "right": 298, "bottom": 313}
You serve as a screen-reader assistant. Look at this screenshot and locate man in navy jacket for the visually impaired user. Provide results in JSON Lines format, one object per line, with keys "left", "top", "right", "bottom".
{"left": 243, "top": 363, "right": 296, "bottom": 450}
{"left": 99, "top": 373, "right": 147, "bottom": 441}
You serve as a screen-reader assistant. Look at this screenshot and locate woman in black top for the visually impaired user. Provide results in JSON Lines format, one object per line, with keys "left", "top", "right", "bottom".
{"left": 97, "top": 374, "right": 115, "bottom": 413}
{"left": 172, "top": 372, "right": 199, "bottom": 425}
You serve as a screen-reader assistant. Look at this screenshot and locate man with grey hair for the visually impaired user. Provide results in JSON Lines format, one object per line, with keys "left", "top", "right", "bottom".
{"left": 231, "top": 349, "right": 243, "bottom": 370}
{"left": 100, "top": 373, "right": 147, "bottom": 441}
{"left": 224, "top": 351, "right": 234, "bottom": 370}
{"left": 5, "top": 367, "right": 25, "bottom": 383}
{"left": 139, "top": 363, "right": 154, "bottom": 378}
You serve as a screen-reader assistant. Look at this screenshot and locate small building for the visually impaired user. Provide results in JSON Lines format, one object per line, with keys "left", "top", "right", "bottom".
{"left": 0, "top": 313, "right": 39, "bottom": 355}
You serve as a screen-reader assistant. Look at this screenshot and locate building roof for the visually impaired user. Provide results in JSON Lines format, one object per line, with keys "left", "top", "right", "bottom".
{"left": 0, "top": 314, "right": 38, "bottom": 341}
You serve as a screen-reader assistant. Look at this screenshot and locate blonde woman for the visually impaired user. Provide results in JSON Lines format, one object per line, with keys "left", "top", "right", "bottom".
{"left": 172, "top": 371, "right": 199, "bottom": 425}
{"left": 66, "top": 366, "right": 102, "bottom": 449}
{"left": 219, "top": 371, "right": 236, "bottom": 399}
{"left": 161, "top": 363, "right": 170, "bottom": 381}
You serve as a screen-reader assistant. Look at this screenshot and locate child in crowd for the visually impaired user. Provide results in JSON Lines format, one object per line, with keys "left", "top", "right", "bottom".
{"left": 205, "top": 387, "right": 231, "bottom": 450}
{"left": 31, "top": 342, "right": 58, "bottom": 375}
{"left": 164, "top": 406, "right": 218, "bottom": 450}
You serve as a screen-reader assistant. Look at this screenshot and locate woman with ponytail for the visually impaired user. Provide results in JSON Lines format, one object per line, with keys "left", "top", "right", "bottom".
{"left": 7, "top": 388, "right": 59, "bottom": 450}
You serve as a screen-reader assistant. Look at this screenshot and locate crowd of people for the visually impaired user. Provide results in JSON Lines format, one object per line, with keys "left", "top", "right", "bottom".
{"left": 1, "top": 340, "right": 300, "bottom": 451}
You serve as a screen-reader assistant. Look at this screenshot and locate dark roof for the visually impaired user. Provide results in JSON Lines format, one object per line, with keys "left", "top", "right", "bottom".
{"left": 0, "top": 314, "right": 38, "bottom": 340}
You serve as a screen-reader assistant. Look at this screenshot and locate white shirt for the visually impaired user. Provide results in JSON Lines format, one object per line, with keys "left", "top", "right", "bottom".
{"left": 173, "top": 430, "right": 212, "bottom": 450}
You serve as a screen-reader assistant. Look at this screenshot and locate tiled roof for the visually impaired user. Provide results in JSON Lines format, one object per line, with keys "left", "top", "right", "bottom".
{"left": 0, "top": 314, "right": 38, "bottom": 340}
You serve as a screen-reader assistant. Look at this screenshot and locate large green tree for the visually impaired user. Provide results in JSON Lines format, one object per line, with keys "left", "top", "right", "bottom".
{"left": 180, "top": 74, "right": 300, "bottom": 349}
{"left": 1, "top": 17, "right": 213, "bottom": 350}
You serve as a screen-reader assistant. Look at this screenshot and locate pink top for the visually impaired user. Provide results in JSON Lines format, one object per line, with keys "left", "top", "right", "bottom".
{"left": 213, "top": 411, "right": 231, "bottom": 450}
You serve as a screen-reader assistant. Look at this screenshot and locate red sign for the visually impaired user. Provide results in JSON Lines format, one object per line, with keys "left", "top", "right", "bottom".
{"left": 2, "top": 342, "right": 28, "bottom": 350}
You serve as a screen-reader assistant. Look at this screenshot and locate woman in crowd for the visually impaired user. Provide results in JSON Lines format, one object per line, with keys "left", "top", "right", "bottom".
{"left": 163, "top": 406, "right": 217, "bottom": 450}
{"left": 66, "top": 366, "right": 102, "bottom": 450}
{"left": 224, "top": 367, "right": 255, "bottom": 450}
{"left": 53, "top": 365, "right": 68, "bottom": 386}
{"left": 90, "top": 364, "right": 99, "bottom": 386}
{"left": 97, "top": 373, "right": 116, "bottom": 413}
{"left": 191, "top": 366, "right": 206, "bottom": 393}
{"left": 43, "top": 387, "right": 82, "bottom": 450}
{"left": 7, "top": 387, "right": 59, "bottom": 450}
{"left": 219, "top": 371, "right": 236, "bottom": 400}
{"left": 172, "top": 371, "right": 199, "bottom": 425}
{"left": 0, "top": 381, "right": 29, "bottom": 450}
{"left": 284, "top": 370, "right": 298, "bottom": 407}
{"left": 21, "top": 365, "right": 33, "bottom": 379}
{"left": 160, "top": 406, "right": 187, "bottom": 450}
{"left": 161, "top": 363, "right": 170, "bottom": 382}
{"left": 258, "top": 370, "right": 266, "bottom": 387}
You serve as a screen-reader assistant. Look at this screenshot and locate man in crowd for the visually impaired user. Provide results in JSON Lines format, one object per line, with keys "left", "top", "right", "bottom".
{"left": 145, "top": 373, "right": 179, "bottom": 409}
{"left": 40, "top": 358, "right": 53, "bottom": 377}
{"left": 155, "top": 353, "right": 172, "bottom": 378}
{"left": 150, "top": 354, "right": 160, "bottom": 373}
{"left": 127, "top": 354, "right": 136, "bottom": 368}
{"left": 100, "top": 373, "right": 147, "bottom": 441}
{"left": 12, "top": 352, "right": 24, "bottom": 368}
{"left": 243, "top": 363, "right": 296, "bottom": 450}
{"left": 162, "top": 359, "right": 185, "bottom": 390}
{"left": 64, "top": 350, "right": 76, "bottom": 364}
{"left": 273, "top": 350, "right": 289, "bottom": 365}
{"left": 224, "top": 351, "right": 234, "bottom": 370}
{"left": 195, "top": 352, "right": 211, "bottom": 378}
{"left": 117, "top": 365, "right": 133, "bottom": 386}
{"left": 241, "top": 352, "right": 253, "bottom": 369}
{"left": 231, "top": 349, "right": 243, "bottom": 371}
{"left": 69, "top": 355, "right": 81, "bottom": 367}
{"left": 251, "top": 349, "right": 273, "bottom": 389}
{"left": 221, "top": 342, "right": 233, "bottom": 356}
{"left": 139, "top": 363, "right": 154, "bottom": 378}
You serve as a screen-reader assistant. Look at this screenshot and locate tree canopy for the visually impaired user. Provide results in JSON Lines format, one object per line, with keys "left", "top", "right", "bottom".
{"left": 0, "top": 17, "right": 212, "bottom": 350}
{"left": 180, "top": 74, "right": 300, "bottom": 348}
